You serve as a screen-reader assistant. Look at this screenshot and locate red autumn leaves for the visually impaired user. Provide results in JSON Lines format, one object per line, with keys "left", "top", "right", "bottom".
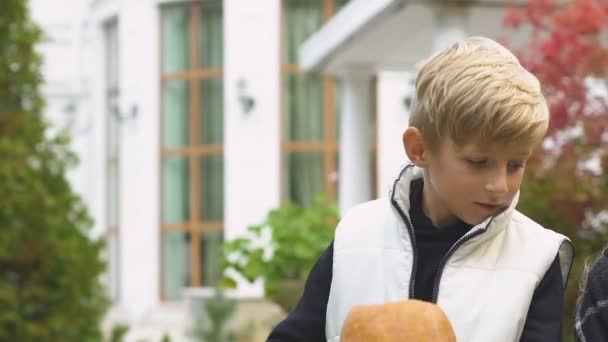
{"left": 504, "top": 0, "right": 608, "bottom": 141}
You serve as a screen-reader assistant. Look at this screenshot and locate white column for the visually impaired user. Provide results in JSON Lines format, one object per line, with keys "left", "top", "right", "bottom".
{"left": 224, "top": 0, "right": 280, "bottom": 297}
{"left": 116, "top": 0, "right": 160, "bottom": 319}
{"left": 432, "top": 5, "right": 470, "bottom": 52}
{"left": 338, "top": 70, "right": 374, "bottom": 215}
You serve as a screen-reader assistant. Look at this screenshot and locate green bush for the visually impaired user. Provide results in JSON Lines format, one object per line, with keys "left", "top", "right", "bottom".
{"left": 518, "top": 161, "right": 608, "bottom": 340}
{"left": 108, "top": 324, "right": 129, "bottom": 342}
{"left": 221, "top": 195, "right": 337, "bottom": 301}
{"left": 0, "top": 0, "right": 108, "bottom": 340}
{"left": 160, "top": 333, "right": 171, "bottom": 342}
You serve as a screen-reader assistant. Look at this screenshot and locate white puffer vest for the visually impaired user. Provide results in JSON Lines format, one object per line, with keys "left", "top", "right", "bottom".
{"left": 326, "top": 165, "right": 573, "bottom": 342}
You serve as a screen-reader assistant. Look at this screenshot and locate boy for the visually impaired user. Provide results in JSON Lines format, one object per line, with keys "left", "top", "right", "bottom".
{"left": 268, "top": 36, "right": 573, "bottom": 341}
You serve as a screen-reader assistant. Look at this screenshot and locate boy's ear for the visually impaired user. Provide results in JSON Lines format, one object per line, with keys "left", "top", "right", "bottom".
{"left": 403, "top": 127, "right": 430, "bottom": 168}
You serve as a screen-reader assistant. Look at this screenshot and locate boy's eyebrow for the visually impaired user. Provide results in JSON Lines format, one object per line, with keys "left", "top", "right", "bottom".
{"left": 498, "top": 153, "right": 532, "bottom": 160}
{"left": 510, "top": 150, "right": 534, "bottom": 158}
{"left": 461, "top": 147, "right": 532, "bottom": 158}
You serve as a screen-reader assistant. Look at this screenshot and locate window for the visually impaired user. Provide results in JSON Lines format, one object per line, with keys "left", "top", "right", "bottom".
{"left": 281, "top": 0, "right": 377, "bottom": 207}
{"left": 104, "top": 18, "right": 120, "bottom": 302}
{"left": 160, "top": 1, "right": 224, "bottom": 300}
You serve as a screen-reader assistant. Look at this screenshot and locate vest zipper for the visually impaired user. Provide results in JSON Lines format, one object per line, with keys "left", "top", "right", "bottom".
{"left": 391, "top": 199, "right": 418, "bottom": 299}
{"left": 430, "top": 219, "right": 494, "bottom": 303}
{"left": 389, "top": 164, "right": 419, "bottom": 299}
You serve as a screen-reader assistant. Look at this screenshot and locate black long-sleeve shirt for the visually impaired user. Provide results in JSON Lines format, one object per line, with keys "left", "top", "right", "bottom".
{"left": 268, "top": 179, "right": 565, "bottom": 341}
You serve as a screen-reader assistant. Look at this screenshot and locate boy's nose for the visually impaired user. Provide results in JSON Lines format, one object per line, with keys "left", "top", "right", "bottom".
{"left": 485, "top": 170, "right": 509, "bottom": 194}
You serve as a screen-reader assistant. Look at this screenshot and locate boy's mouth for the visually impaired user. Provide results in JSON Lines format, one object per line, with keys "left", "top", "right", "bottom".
{"left": 475, "top": 202, "right": 503, "bottom": 212}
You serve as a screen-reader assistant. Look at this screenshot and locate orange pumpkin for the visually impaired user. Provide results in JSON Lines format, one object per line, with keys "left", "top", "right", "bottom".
{"left": 341, "top": 299, "right": 457, "bottom": 342}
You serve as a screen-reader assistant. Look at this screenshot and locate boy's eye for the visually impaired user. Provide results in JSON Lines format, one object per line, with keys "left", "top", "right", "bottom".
{"left": 507, "top": 161, "right": 525, "bottom": 172}
{"left": 466, "top": 159, "right": 487, "bottom": 167}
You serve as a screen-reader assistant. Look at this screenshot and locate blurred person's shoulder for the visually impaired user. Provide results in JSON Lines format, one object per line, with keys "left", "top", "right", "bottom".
{"left": 588, "top": 248, "right": 608, "bottom": 289}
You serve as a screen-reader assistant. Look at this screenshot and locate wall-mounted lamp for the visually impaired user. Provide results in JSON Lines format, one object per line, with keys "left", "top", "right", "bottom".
{"left": 237, "top": 79, "right": 255, "bottom": 115}
{"left": 108, "top": 87, "right": 138, "bottom": 122}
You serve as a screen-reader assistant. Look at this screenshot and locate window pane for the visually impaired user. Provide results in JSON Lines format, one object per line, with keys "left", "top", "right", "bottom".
{"left": 104, "top": 20, "right": 119, "bottom": 87}
{"left": 104, "top": 20, "right": 120, "bottom": 156}
{"left": 371, "top": 150, "right": 378, "bottom": 198}
{"left": 284, "top": 74, "right": 324, "bottom": 142}
{"left": 200, "top": 155, "right": 224, "bottom": 221}
{"left": 107, "top": 165, "right": 119, "bottom": 227}
{"left": 163, "top": 157, "right": 190, "bottom": 223}
{"left": 106, "top": 113, "right": 120, "bottom": 156}
{"left": 162, "top": 232, "right": 190, "bottom": 300}
{"left": 286, "top": 152, "right": 324, "bottom": 206}
{"left": 163, "top": 81, "right": 190, "bottom": 148}
{"left": 334, "top": 151, "right": 340, "bottom": 204}
{"left": 200, "top": 1, "right": 223, "bottom": 69}
{"left": 162, "top": 5, "right": 190, "bottom": 73}
{"left": 334, "top": 80, "right": 343, "bottom": 141}
{"left": 284, "top": 0, "right": 323, "bottom": 64}
{"left": 200, "top": 79, "right": 223, "bottom": 144}
{"left": 106, "top": 233, "right": 120, "bottom": 301}
{"left": 200, "top": 230, "right": 223, "bottom": 287}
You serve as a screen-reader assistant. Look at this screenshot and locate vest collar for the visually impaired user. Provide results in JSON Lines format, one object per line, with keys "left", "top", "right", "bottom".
{"left": 388, "top": 164, "right": 519, "bottom": 237}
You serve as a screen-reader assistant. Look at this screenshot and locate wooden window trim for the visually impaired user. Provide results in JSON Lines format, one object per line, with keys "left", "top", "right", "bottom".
{"left": 159, "top": 1, "right": 224, "bottom": 300}
{"left": 161, "top": 222, "right": 224, "bottom": 233}
{"left": 280, "top": 0, "right": 379, "bottom": 204}
{"left": 161, "top": 68, "right": 223, "bottom": 82}
{"left": 161, "top": 144, "right": 223, "bottom": 157}
{"left": 280, "top": 0, "right": 338, "bottom": 203}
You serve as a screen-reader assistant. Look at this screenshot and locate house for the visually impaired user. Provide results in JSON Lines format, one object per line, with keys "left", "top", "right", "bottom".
{"left": 30, "top": 0, "right": 518, "bottom": 340}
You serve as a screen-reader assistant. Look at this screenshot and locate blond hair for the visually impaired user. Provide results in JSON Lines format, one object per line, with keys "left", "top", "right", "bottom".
{"left": 409, "top": 36, "right": 549, "bottom": 151}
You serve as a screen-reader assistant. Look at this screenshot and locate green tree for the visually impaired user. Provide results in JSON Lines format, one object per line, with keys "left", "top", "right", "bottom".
{"left": 0, "top": 0, "right": 108, "bottom": 340}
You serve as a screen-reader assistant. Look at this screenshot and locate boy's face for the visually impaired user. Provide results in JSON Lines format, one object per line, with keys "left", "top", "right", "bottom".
{"left": 422, "top": 137, "right": 532, "bottom": 227}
